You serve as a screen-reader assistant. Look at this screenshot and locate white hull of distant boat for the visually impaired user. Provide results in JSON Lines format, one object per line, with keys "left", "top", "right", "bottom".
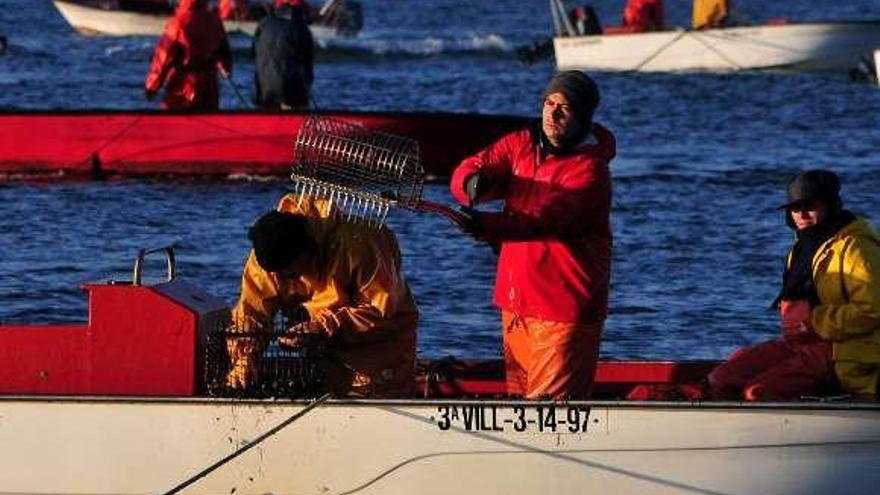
{"left": 1, "top": 396, "right": 879, "bottom": 495}
{"left": 554, "top": 21, "right": 880, "bottom": 72}
{"left": 52, "top": 0, "right": 340, "bottom": 41}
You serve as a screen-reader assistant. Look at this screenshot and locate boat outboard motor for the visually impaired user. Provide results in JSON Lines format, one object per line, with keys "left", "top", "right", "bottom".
{"left": 849, "top": 53, "right": 878, "bottom": 85}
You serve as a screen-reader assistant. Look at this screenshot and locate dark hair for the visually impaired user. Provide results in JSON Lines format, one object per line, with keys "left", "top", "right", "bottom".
{"left": 248, "top": 210, "right": 311, "bottom": 272}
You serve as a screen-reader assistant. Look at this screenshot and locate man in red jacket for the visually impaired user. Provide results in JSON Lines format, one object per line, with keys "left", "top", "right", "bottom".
{"left": 450, "top": 71, "right": 616, "bottom": 400}
{"left": 145, "top": 0, "right": 233, "bottom": 110}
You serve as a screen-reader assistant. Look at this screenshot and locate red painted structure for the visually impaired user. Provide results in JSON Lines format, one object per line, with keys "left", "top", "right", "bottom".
{"left": 0, "top": 110, "right": 529, "bottom": 179}
{"left": 0, "top": 275, "right": 715, "bottom": 398}
{"left": 0, "top": 281, "right": 228, "bottom": 396}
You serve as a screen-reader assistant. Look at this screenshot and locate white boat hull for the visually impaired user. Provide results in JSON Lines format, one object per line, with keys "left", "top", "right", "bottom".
{"left": 1, "top": 396, "right": 878, "bottom": 494}
{"left": 52, "top": 0, "right": 339, "bottom": 41}
{"left": 554, "top": 22, "right": 880, "bottom": 72}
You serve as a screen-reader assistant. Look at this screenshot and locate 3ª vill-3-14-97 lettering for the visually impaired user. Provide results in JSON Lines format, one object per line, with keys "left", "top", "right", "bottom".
{"left": 434, "top": 405, "right": 592, "bottom": 433}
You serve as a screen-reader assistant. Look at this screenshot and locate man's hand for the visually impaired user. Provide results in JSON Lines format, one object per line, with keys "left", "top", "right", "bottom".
{"left": 226, "top": 355, "right": 258, "bottom": 390}
{"left": 279, "top": 320, "right": 327, "bottom": 349}
{"left": 144, "top": 88, "right": 157, "bottom": 102}
{"left": 464, "top": 172, "right": 489, "bottom": 207}
{"left": 780, "top": 299, "right": 814, "bottom": 337}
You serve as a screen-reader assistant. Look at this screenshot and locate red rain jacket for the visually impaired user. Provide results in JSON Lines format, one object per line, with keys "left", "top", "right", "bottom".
{"left": 623, "top": 0, "right": 664, "bottom": 32}
{"left": 219, "top": 0, "right": 249, "bottom": 20}
{"left": 450, "top": 124, "right": 616, "bottom": 324}
{"left": 145, "top": 0, "right": 232, "bottom": 110}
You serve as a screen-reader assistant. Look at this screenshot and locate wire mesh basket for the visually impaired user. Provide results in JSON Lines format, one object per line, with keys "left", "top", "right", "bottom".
{"left": 291, "top": 115, "right": 427, "bottom": 226}
{"left": 204, "top": 316, "right": 326, "bottom": 399}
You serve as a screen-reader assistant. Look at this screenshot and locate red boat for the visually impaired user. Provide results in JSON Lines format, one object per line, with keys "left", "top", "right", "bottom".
{"left": 0, "top": 110, "right": 529, "bottom": 180}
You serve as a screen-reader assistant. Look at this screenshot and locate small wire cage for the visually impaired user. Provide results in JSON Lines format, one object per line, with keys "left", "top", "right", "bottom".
{"left": 291, "top": 115, "right": 427, "bottom": 226}
{"left": 204, "top": 316, "right": 326, "bottom": 399}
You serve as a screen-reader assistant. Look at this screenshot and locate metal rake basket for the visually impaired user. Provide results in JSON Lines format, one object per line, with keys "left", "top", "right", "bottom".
{"left": 290, "top": 115, "right": 467, "bottom": 227}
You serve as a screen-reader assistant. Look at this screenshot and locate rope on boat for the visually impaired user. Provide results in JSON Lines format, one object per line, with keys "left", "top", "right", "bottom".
{"left": 687, "top": 31, "right": 742, "bottom": 70}
{"left": 82, "top": 114, "right": 145, "bottom": 177}
{"left": 222, "top": 73, "right": 255, "bottom": 110}
{"left": 631, "top": 29, "right": 689, "bottom": 71}
{"left": 697, "top": 29, "right": 812, "bottom": 59}
{"left": 160, "top": 392, "right": 332, "bottom": 495}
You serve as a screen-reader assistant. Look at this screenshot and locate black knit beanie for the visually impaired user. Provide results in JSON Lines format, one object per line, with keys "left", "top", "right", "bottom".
{"left": 542, "top": 71, "right": 600, "bottom": 126}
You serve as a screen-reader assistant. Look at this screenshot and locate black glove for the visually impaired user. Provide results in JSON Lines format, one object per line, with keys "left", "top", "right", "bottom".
{"left": 144, "top": 88, "right": 157, "bottom": 102}
{"left": 457, "top": 205, "right": 484, "bottom": 239}
{"left": 464, "top": 172, "right": 489, "bottom": 206}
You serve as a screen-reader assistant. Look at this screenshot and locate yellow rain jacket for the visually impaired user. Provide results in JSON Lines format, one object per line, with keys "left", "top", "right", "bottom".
{"left": 692, "top": 0, "right": 729, "bottom": 29}
{"left": 230, "top": 194, "right": 419, "bottom": 397}
{"left": 805, "top": 218, "right": 880, "bottom": 395}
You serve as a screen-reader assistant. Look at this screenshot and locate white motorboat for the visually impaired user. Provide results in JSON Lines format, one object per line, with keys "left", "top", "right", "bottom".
{"left": 52, "top": 0, "right": 362, "bottom": 42}
{"left": 549, "top": 0, "right": 880, "bottom": 72}
{"left": 1, "top": 248, "right": 878, "bottom": 494}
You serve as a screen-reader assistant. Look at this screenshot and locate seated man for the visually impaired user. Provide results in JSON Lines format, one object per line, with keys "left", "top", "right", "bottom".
{"left": 622, "top": 0, "right": 664, "bottom": 32}
{"left": 708, "top": 170, "right": 880, "bottom": 400}
{"left": 226, "top": 194, "right": 419, "bottom": 398}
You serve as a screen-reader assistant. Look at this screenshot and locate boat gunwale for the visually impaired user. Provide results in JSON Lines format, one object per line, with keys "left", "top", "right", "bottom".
{"left": 2, "top": 394, "right": 877, "bottom": 411}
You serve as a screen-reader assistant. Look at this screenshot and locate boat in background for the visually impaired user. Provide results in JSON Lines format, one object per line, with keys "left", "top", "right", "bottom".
{"left": 549, "top": 0, "right": 880, "bottom": 72}
{"left": 0, "top": 247, "right": 878, "bottom": 495}
{"left": 52, "top": 0, "right": 363, "bottom": 41}
{"left": 0, "top": 110, "right": 529, "bottom": 180}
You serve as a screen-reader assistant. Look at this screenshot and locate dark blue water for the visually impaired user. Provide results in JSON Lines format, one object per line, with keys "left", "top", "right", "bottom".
{"left": 1, "top": 1, "right": 880, "bottom": 360}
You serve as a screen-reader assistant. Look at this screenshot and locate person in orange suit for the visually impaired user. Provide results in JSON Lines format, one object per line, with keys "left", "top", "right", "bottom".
{"left": 219, "top": 0, "right": 250, "bottom": 21}
{"left": 145, "top": 0, "right": 233, "bottom": 110}
{"left": 692, "top": 0, "right": 730, "bottom": 29}
{"left": 622, "top": 0, "right": 664, "bottom": 32}
{"left": 226, "top": 194, "right": 419, "bottom": 398}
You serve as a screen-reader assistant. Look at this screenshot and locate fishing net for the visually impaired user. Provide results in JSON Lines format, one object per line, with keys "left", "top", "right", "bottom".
{"left": 204, "top": 315, "right": 326, "bottom": 399}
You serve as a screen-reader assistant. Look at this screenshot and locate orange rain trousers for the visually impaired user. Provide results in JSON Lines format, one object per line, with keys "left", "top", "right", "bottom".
{"left": 502, "top": 311, "right": 603, "bottom": 400}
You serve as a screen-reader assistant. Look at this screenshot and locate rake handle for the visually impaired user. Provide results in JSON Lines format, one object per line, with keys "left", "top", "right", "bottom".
{"left": 415, "top": 199, "right": 470, "bottom": 229}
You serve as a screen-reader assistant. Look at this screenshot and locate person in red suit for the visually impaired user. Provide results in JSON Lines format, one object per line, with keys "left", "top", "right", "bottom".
{"left": 622, "top": 0, "right": 664, "bottom": 32}
{"left": 145, "top": 0, "right": 233, "bottom": 110}
{"left": 219, "top": 0, "right": 250, "bottom": 21}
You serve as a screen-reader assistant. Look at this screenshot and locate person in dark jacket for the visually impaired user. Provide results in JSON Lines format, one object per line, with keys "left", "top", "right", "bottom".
{"left": 253, "top": 0, "right": 315, "bottom": 110}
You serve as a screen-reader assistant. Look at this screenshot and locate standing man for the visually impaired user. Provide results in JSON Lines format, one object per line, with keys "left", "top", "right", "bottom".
{"left": 226, "top": 194, "right": 419, "bottom": 398}
{"left": 253, "top": 0, "right": 315, "bottom": 110}
{"left": 145, "top": 0, "right": 232, "bottom": 111}
{"left": 708, "top": 170, "right": 880, "bottom": 400}
{"left": 449, "top": 71, "right": 616, "bottom": 400}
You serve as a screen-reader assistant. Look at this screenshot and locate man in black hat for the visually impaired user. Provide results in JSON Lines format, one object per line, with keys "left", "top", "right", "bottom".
{"left": 448, "top": 71, "right": 616, "bottom": 400}
{"left": 708, "top": 169, "right": 880, "bottom": 400}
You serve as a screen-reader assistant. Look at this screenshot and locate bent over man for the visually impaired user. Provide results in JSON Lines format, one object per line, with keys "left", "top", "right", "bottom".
{"left": 227, "top": 194, "right": 419, "bottom": 398}
{"left": 450, "top": 71, "right": 616, "bottom": 400}
{"left": 145, "top": 0, "right": 232, "bottom": 110}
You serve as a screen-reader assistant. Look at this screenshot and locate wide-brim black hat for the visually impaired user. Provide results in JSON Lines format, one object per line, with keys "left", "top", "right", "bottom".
{"left": 778, "top": 169, "right": 841, "bottom": 210}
